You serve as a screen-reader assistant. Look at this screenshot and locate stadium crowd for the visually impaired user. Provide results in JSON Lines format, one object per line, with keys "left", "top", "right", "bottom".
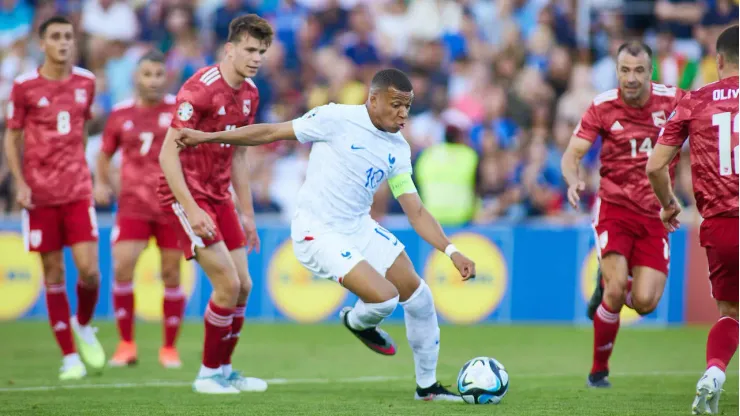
{"left": 0, "top": 0, "right": 736, "bottom": 224}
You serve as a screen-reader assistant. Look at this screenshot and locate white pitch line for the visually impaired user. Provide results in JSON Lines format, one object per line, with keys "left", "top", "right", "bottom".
{"left": 1, "top": 371, "right": 735, "bottom": 393}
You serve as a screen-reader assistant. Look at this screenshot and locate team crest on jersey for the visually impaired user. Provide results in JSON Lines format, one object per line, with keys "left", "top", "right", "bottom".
{"left": 243, "top": 99, "right": 251, "bottom": 116}
{"left": 123, "top": 120, "right": 134, "bottom": 131}
{"left": 652, "top": 110, "right": 666, "bottom": 127}
{"left": 159, "top": 112, "right": 173, "bottom": 127}
{"left": 178, "top": 102, "right": 194, "bottom": 121}
{"left": 75, "top": 89, "right": 87, "bottom": 104}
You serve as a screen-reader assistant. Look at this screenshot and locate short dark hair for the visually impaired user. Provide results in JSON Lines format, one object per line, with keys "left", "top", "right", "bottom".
{"left": 39, "top": 16, "right": 72, "bottom": 37}
{"left": 138, "top": 49, "right": 166, "bottom": 65}
{"left": 370, "top": 69, "right": 413, "bottom": 93}
{"left": 227, "top": 14, "right": 274, "bottom": 45}
{"left": 716, "top": 25, "right": 739, "bottom": 65}
{"left": 617, "top": 41, "right": 653, "bottom": 61}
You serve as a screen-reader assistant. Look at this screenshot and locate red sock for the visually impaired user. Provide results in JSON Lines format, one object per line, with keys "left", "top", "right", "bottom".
{"left": 76, "top": 281, "right": 99, "bottom": 326}
{"left": 113, "top": 282, "right": 134, "bottom": 342}
{"left": 624, "top": 280, "right": 634, "bottom": 309}
{"left": 222, "top": 304, "right": 246, "bottom": 365}
{"left": 706, "top": 316, "right": 739, "bottom": 372}
{"left": 163, "top": 286, "right": 186, "bottom": 348}
{"left": 592, "top": 301, "right": 621, "bottom": 374}
{"left": 46, "top": 284, "right": 76, "bottom": 355}
{"left": 203, "top": 300, "right": 233, "bottom": 369}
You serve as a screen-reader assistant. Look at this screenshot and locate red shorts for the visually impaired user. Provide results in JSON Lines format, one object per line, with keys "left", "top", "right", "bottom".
{"left": 164, "top": 198, "right": 246, "bottom": 260}
{"left": 112, "top": 216, "right": 180, "bottom": 250}
{"left": 700, "top": 217, "right": 739, "bottom": 303}
{"left": 22, "top": 199, "right": 98, "bottom": 253}
{"left": 592, "top": 199, "right": 670, "bottom": 274}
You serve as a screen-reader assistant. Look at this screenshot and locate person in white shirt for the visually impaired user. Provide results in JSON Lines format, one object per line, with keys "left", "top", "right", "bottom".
{"left": 176, "top": 68, "right": 476, "bottom": 402}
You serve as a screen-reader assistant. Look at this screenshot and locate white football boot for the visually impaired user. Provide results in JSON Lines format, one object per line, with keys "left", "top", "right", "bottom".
{"left": 192, "top": 374, "right": 240, "bottom": 394}
{"left": 692, "top": 368, "right": 725, "bottom": 415}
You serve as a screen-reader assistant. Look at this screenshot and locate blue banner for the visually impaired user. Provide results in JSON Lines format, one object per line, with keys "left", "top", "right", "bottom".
{"left": 0, "top": 217, "right": 688, "bottom": 325}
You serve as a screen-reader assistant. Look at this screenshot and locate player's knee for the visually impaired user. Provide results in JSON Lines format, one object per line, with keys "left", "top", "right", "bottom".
{"left": 78, "top": 263, "right": 100, "bottom": 287}
{"left": 113, "top": 261, "right": 135, "bottom": 283}
{"left": 631, "top": 291, "right": 659, "bottom": 316}
{"left": 238, "top": 276, "right": 252, "bottom": 299}
{"left": 718, "top": 301, "right": 739, "bottom": 321}
{"left": 42, "top": 264, "right": 65, "bottom": 286}
{"left": 603, "top": 279, "right": 628, "bottom": 307}
{"left": 160, "top": 266, "right": 180, "bottom": 287}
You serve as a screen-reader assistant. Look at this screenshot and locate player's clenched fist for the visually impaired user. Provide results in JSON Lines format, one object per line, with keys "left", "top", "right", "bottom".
{"left": 175, "top": 128, "right": 211, "bottom": 148}
{"left": 186, "top": 205, "right": 217, "bottom": 239}
{"left": 451, "top": 252, "right": 476, "bottom": 281}
{"left": 567, "top": 180, "right": 586, "bottom": 209}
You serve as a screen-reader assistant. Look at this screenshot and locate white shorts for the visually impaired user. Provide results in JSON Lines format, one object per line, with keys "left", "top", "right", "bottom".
{"left": 291, "top": 214, "right": 405, "bottom": 284}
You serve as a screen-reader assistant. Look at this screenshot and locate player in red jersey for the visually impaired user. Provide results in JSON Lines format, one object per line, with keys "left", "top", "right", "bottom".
{"left": 3, "top": 16, "right": 104, "bottom": 380}
{"left": 94, "top": 50, "right": 185, "bottom": 369}
{"left": 647, "top": 25, "right": 739, "bottom": 415}
{"left": 158, "top": 14, "right": 270, "bottom": 394}
{"left": 561, "top": 41, "right": 684, "bottom": 388}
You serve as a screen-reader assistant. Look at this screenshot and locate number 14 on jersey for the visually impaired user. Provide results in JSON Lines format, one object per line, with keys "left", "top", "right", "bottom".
{"left": 713, "top": 111, "right": 739, "bottom": 176}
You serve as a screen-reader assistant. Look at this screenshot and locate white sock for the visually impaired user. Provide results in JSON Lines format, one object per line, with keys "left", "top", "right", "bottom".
{"left": 705, "top": 366, "right": 727, "bottom": 386}
{"left": 63, "top": 353, "right": 81, "bottom": 367}
{"left": 401, "top": 281, "right": 439, "bottom": 389}
{"left": 347, "top": 296, "right": 399, "bottom": 330}
{"left": 198, "top": 365, "right": 222, "bottom": 378}
{"left": 222, "top": 364, "right": 233, "bottom": 377}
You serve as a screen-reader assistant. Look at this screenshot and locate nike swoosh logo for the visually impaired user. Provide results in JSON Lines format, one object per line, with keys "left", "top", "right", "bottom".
{"left": 351, "top": 145, "right": 365, "bottom": 150}
{"left": 461, "top": 379, "right": 473, "bottom": 387}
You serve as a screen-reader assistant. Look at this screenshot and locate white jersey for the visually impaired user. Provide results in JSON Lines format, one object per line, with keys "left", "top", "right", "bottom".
{"left": 290, "top": 103, "right": 413, "bottom": 237}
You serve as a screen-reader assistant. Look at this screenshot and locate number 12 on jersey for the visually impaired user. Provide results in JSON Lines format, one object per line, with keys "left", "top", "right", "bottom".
{"left": 712, "top": 112, "right": 740, "bottom": 176}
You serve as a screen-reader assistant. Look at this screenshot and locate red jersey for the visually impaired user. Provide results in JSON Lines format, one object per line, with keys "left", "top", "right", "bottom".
{"left": 157, "top": 65, "right": 259, "bottom": 205}
{"left": 102, "top": 95, "right": 176, "bottom": 220}
{"left": 6, "top": 67, "right": 96, "bottom": 207}
{"left": 657, "top": 76, "right": 739, "bottom": 219}
{"left": 575, "top": 83, "right": 684, "bottom": 217}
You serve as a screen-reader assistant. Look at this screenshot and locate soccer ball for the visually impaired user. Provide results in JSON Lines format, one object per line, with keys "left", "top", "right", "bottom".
{"left": 456, "top": 356, "right": 509, "bottom": 404}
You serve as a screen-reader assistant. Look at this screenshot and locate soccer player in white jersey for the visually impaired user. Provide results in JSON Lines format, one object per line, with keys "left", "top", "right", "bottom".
{"left": 176, "top": 69, "right": 477, "bottom": 401}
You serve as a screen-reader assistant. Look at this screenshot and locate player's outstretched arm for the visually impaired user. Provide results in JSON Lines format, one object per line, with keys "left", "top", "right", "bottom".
{"left": 397, "top": 190, "right": 476, "bottom": 280}
{"left": 560, "top": 136, "right": 593, "bottom": 209}
{"left": 3, "top": 127, "right": 32, "bottom": 208}
{"left": 176, "top": 122, "right": 296, "bottom": 148}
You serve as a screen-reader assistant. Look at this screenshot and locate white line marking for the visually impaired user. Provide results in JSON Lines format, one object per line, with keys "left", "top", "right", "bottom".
{"left": 0, "top": 371, "right": 735, "bottom": 393}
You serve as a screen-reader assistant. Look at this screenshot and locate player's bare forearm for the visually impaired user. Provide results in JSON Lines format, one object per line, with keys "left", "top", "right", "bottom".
{"left": 205, "top": 122, "right": 296, "bottom": 146}
{"left": 83, "top": 123, "right": 89, "bottom": 150}
{"left": 95, "top": 152, "right": 113, "bottom": 187}
{"left": 398, "top": 193, "right": 451, "bottom": 252}
{"left": 159, "top": 128, "right": 198, "bottom": 211}
{"left": 646, "top": 143, "right": 681, "bottom": 208}
{"left": 231, "top": 147, "right": 255, "bottom": 217}
{"left": 561, "top": 136, "right": 591, "bottom": 186}
{"left": 3, "top": 128, "right": 26, "bottom": 185}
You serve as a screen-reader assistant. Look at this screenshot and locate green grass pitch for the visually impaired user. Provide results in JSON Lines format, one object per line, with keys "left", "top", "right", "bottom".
{"left": 0, "top": 321, "right": 736, "bottom": 415}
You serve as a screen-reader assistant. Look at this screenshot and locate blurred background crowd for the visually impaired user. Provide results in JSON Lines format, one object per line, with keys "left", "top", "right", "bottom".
{"left": 0, "top": 0, "right": 737, "bottom": 225}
